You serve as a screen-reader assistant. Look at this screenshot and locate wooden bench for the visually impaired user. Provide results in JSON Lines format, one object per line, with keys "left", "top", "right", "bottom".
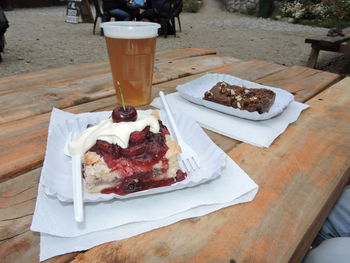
{"left": 305, "top": 27, "right": 350, "bottom": 68}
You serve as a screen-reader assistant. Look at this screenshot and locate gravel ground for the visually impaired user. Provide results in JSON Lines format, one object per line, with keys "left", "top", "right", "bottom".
{"left": 1, "top": 0, "right": 349, "bottom": 78}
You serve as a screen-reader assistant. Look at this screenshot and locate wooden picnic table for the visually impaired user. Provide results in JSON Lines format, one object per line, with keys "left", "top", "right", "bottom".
{"left": 305, "top": 27, "right": 350, "bottom": 68}
{"left": 1, "top": 48, "right": 350, "bottom": 263}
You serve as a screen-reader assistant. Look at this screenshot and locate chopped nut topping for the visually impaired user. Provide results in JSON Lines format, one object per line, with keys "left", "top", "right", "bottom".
{"left": 236, "top": 95, "right": 242, "bottom": 101}
{"left": 220, "top": 82, "right": 228, "bottom": 87}
{"left": 237, "top": 102, "right": 241, "bottom": 109}
{"left": 244, "top": 89, "right": 250, "bottom": 94}
{"left": 204, "top": 91, "right": 213, "bottom": 99}
{"left": 220, "top": 87, "right": 227, "bottom": 94}
{"left": 225, "top": 89, "right": 233, "bottom": 96}
{"left": 230, "top": 89, "right": 236, "bottom": 96}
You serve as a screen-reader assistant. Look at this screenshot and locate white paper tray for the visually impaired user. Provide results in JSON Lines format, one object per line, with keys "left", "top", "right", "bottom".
{"left": 176, "top": 73, "right": 294, "bottom": 120}
{"left": 41, "top": 108, "right": 227, "bottom": 202}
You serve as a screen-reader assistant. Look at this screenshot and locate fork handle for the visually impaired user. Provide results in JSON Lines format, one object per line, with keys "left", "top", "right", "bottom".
{"left": 159, "top": 91, "right": 181, "bottom": 143}
{"left": 72, "top": 154, "right": 84, "bottom": 223}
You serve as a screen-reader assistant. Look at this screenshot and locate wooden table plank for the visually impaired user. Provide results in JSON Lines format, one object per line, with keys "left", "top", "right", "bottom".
{"left": 0, "top": 61, "right": 109, "bottom": 96}
{"left": 255, "top": 66, "right": 340, "bottom": 102}
{"left": 221, "top": 59, "right": 287, "bottom": 80}
{"left": 0, "top": 73, "right": 115, "bottom": 125}
{"left": 0, "top": 53, "right": 242, "bottom": 180}
{"left": 153, "top": 55, "right": 239, "bottom": 84}
{"left": 0, "top": 62, "right": 338, "bottom": 181}
{"left": 0, "top": 167, "right": 81, "bottom": 263}
{"left": 154, "top": 58, "right": 286, "bottom": 86}
{"left": 0, "top": 51, "right": 346, "bottom": 262}
{"left": 155, "top": 48, "right": 216, "bottom": 62}
{"left": 61, "top": 77, "right": 350, "bottom": 263}
{"left": 0, "top": 55, "right": 236, "bottom": 125}
{"left": 0, "top": 97, "right": 118, "bottom": 181}
{"left": 0, "top": 230, "right": 40, "bottom": 263}
{"left": 0, "top": 91, "right": 241, "bottom": 181}
{"left": 0, "top": 168, "right": 40, "bottom": 262}
{"left": 150, "top": 59, "right": 287, "bottom": 94}
{"left": 225, "top": 77, "right": 350, "bottom": 262}
{"left": 0, "top": 48, "right": 216, "bottom": 96}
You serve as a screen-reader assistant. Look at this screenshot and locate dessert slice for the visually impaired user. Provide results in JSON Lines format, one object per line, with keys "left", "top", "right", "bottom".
{"left": 69, "top": 107, "right": 187, "bottom": 195}
{"left": 203, "top": 81, "right": 276, "bottom": 114}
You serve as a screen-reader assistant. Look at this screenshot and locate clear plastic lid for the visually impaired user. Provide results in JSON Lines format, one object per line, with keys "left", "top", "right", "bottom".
{"left": 101, "top": 21, "right": 161, "bottom": 39}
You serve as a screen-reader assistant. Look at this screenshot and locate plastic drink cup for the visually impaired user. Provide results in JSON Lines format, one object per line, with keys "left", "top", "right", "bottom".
{"left": 101, "top": 21, "right": 160, "bottom": 106}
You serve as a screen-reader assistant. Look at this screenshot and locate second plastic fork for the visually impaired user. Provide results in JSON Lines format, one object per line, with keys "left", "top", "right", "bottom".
{"left": 159, "top": 91, "right": 200, "bottom": 173}
{"left": 67, "top": 131, "right": 84, "bottom": 223}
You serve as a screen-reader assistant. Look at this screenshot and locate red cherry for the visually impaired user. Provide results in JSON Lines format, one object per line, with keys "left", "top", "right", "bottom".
{"left": 146, "top": 141, "right": 168, "bottom": 159}
{"left": 175, "top": 170, "right": 187, "bottom": 181}
{"left": 142, "top": 126, "right": 152, "bottom": 139}
{"left": 112, "top": 106, "right": 137, "bottom": 123}
{"left": 129, "top": 131, "right": 146, "bottom": 144}
{"left": 121, "top": 144, "right": 146, "bottom": 156}
{"left": 112, "top": 144, "right": 121, "bottom": 158}
{"left": 96, "top": 140, "right": 113, "bottom": 154}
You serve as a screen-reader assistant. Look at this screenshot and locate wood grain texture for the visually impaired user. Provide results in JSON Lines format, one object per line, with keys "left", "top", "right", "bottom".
{"left": 65, "top": 77, "right": 350, "bottom": 263}
{"left": 0, "top": 55, "right": 240, "bottom": 180}
{"left": 0, "top": 168, "right": 39, "bottom": 240}
{"left": 152, "top": 55, "right": 238, "bottom": 84}
{"left": 0, "top": 97, "right": 118, "bottom": 180}
{"left": 0, "top": 230, "right": 40, "bottom": 263}
{"left": 0, "top": 60, "right": 326, "bottom": 180}
{"left": 155, "top": 48, "right": 216, "bottom": 63}
{"left": 0, "top": 166, "right": 79, "bottom": 263}
{"left": 222, "top": 59, "right": 286, "bottom": 80}
{"left": 0, "top": 59, "right": 311, "bottom": 180}
{"left": 0, "top": 52, "right": 237, "bottom": 179}
{"left": 306, "top": 47, "right": 320, "bottom": 68}
{"left": 0, "top": 73, "right": 115, "bottom": 124}
{"left": 0, "top": 61, "right": 110, "bottom": 96}
{"left": 0, "top": 48, "right": 216, "bottom": 96}
{"left": 255, "top": 66, "right": 340, "bottom": 102}
{"left": 226, "top": 77, "right": 350, "bottom": 262}
{"left": 0, "top": 168, "right": 40, "bottom": 261}
{"left": 1, "top": 49, "right": 348, "bottom": 263}
{"left": 0, "top": 55, "right": 233, "bottom": 125}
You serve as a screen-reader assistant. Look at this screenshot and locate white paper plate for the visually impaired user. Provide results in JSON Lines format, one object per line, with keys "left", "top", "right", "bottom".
{"left": 41, "top": 108, "right": 227, "bottom": 202}
{"left": 176, "top": 73, "right": 294, "bottom": 120}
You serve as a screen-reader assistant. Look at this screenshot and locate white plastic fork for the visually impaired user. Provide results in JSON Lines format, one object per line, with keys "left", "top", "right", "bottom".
{"left": 159, "top": 91, "right": 200, "bottom": 173}
{"left": 63, "top": 124, "right": 84, "bottom": 223}
{"left": 70, "top": 131, "right": 84, "bottom": 223}
{"left": 62, "top": 117, "right": 101, "bottom": 222}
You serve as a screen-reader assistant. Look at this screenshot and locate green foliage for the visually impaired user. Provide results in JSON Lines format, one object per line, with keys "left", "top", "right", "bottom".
{"left": 278, "top": 0, "right": 350, "bottom": 22}
{"left": 330, "top": 0, "right": 350, "bottom": 20}
{"left": 183, "top": 0, "right": 202, "bottom": 13}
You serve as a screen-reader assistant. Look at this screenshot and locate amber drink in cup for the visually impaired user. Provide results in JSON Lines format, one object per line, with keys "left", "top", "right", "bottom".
{"left": 101, "top": 22, "right": 160, "bottom": 106}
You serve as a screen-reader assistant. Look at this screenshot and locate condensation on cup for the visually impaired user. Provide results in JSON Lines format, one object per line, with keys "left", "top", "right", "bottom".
{"left": 101, "top": 21, "right": 161, "bottom": 106}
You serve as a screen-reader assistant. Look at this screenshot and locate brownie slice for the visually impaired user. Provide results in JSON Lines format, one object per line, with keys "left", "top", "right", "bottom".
{"left": 203, "top": 81, "right": 276, "bottom": 114}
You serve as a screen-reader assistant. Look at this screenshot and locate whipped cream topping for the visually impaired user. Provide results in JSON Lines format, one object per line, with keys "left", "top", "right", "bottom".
{"left": 69, "top": 114, "right": 160, "bottom": 156}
